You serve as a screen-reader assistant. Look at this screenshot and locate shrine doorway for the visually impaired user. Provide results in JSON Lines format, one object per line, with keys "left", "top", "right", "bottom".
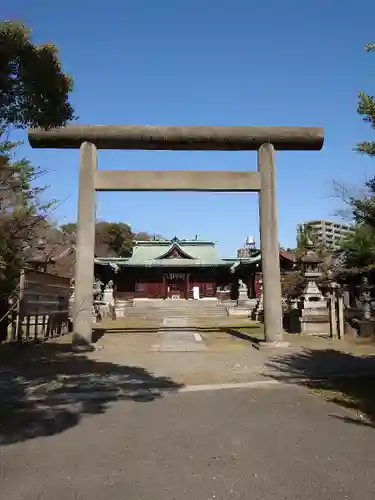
{"left": 164, "top": 273, "right": 187, "bottom": 299}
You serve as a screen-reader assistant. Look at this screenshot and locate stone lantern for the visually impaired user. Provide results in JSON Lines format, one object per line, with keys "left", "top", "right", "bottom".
{"left": 295, "top": 242, "right": 331, "bottom": 335}
{"left": 300, "top": 243, "right": 322, "bottom": 277}
{"left": 299, "top": 243, "right": 326, "bottom": 309}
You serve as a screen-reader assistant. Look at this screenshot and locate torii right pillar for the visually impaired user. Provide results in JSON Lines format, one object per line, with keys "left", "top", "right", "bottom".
{"left": 258, "top": 143, "right": 288, "bottom": 347}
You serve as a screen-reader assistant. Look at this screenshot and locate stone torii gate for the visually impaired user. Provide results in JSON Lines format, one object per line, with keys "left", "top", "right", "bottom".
{"left": 28, "top": 125, "right": 324, "bottom": 349}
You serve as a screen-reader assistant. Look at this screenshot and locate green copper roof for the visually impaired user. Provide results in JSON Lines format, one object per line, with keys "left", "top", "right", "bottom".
{"left": 132, "top": 258, "right": 229, "bottom": 267}
{"left": 95, "top": 246, "right": 294, "bottom": 271}
{"left": 229, "top": 253, "right": 261, "bottom": 270}
{"left": 133, "top": 238, "right": 217, "bottom": 261}
{"left": 96, "top": 237, "right": 231, "bottom": 267}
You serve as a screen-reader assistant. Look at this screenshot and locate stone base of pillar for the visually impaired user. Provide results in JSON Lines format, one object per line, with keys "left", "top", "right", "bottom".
{"left": 72, "top": 343, "right": 104, "bottom": 353}
{"left": 358, "top": 319, "right": 375, "bottom": 338}
{"left": 253, "top": 340, "right": 291, "bottom": 350}
{"left": 227, "top": 307, "right": 252, "bottom": 317}
{"left": 238, "top": 298, "right": 257, "bottom": 307}
{"left": 227, "top": 298, "right": 258, "bottom": 317}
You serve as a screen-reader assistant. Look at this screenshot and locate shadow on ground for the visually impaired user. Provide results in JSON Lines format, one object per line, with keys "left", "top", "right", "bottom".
{"left": 0, "top": 338, "right": 183, "bottom": 446}
{"left": 265, "top": 348, "right": 375, "bottom": 428}
{"left": 226, "top": 327, "right": 263, "bottom": 344}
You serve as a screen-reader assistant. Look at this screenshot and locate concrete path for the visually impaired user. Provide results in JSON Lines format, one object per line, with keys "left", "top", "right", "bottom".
{"left": 1, "top": 385, "right": 375, "bottom": 499}
{"left": 151, "top": 317, "right": 207, "bottom": 352}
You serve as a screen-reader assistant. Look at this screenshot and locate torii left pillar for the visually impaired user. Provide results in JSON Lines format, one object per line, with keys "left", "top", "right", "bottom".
{"left": 72, "top": 141, "right": 97, "bottom": 349}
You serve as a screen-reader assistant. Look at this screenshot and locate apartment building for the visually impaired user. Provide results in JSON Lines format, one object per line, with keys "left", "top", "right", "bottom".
{"left": 300, "top": 220, "right": 354, "bottom": 250}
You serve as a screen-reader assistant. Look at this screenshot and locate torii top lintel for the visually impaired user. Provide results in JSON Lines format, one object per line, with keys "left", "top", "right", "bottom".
{"left": 28, "top": 125, "right": 324, "bottom": 151}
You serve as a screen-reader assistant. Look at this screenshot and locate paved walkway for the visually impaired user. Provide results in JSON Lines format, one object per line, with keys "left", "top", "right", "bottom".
{"left": 151, "top": 317, "right": 207, "bottom": 352}
{"left": 1, "top": 385, "right": 375, "bottom": 499}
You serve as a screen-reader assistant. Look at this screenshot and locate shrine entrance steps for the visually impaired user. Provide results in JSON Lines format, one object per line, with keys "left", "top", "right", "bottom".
{"left": 118, "top": 298, "right": 236, "bottom": 320}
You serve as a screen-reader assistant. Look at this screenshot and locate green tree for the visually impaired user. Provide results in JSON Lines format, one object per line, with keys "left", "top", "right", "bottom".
{"left": 0, "top": 141, "right": 53, "bottom": 293}
{"left": 339, "top": 178, "right": 375, "bottom": 268}
{"left": 0, "top": 20, "right": 75, "bottom": 293}
{"left": 349, "top": 178, "right": 375, "bottom": 231}
{"left": 296, "top": 223, "right": 313, "bottom": 249}
{"left": 60, "top": 222, "right": 77, "bottom": 242}
{"left": 341, "top": 224, "right": 375, "bottom": 269}
{"left": 0, "top": 20, "right": 75, "bottom": 131}
{"left": 134, "top": 231, "right": 153, "bottom": 241}
{"left": 96, "top": 221, "right": 134, "bottom": 257}
{"left": 337, "top": 43, "right": 375, "bottom": 268}
{"left": 356, "top": 44, "right": 375, "bottom": 157}
{"left": 61, "top": 221, "right": 154, "bottom": 258}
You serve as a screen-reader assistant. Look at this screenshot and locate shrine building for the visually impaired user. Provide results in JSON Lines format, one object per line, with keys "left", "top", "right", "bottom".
{"left": 94, "top": 236, "right": 295, "bottom": 301}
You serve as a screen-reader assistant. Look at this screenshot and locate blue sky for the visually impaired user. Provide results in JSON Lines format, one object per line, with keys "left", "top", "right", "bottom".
{"left": 4, "top": 0, "right": 375, "bottom": 256}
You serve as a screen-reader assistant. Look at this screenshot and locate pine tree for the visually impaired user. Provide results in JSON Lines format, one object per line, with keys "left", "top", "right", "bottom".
{"left": 355, "top": 44, "right": 375, "bottom": 156}
{"left": 339, "top": 44, "right": 375, "bottom": 269}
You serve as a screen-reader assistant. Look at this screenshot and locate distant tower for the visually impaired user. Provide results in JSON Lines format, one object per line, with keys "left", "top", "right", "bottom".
{"left": 237, "top": 236, "right": 257, "bottom": 258}
{"left": 245, "top": 236, "right": 256, "bottom": 249}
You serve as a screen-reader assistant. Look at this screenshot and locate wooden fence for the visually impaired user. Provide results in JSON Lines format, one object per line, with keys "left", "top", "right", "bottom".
{"left": 3, "top": 270, "right": 71, "bottom": 342}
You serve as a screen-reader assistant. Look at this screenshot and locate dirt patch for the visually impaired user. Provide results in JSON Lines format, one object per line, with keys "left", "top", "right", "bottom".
{"left": 200, "top": 326, "right": 264, "bottom": 349}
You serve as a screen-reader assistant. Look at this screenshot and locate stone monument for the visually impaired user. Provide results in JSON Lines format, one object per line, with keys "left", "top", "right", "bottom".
{"left": 93, "top": 277, "right": 104, "bottom": 301}
{"left": 101, "top": 280, "right": 115, "bottom": 319}
{"left": 227, "top": 278, "right": 255, "bottom": 317}
{"left": 253, "top": 281, "right": 264, "bottom": 321}
{"left": 103, "top": 280, "right": 114, "bottom": 305}
{"left": 357, "top": 276, "right": 375, "bottom": 338}
{"left": 237, "top": 279, "right": 249, "bottom": 305}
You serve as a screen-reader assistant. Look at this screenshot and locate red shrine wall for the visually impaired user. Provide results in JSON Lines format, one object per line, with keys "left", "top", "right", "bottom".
{"left": 115, "top": 267, "right": 232, "bottom": 300}
{"left": 254, "top": 272, "right": 262, "bottom": 298}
